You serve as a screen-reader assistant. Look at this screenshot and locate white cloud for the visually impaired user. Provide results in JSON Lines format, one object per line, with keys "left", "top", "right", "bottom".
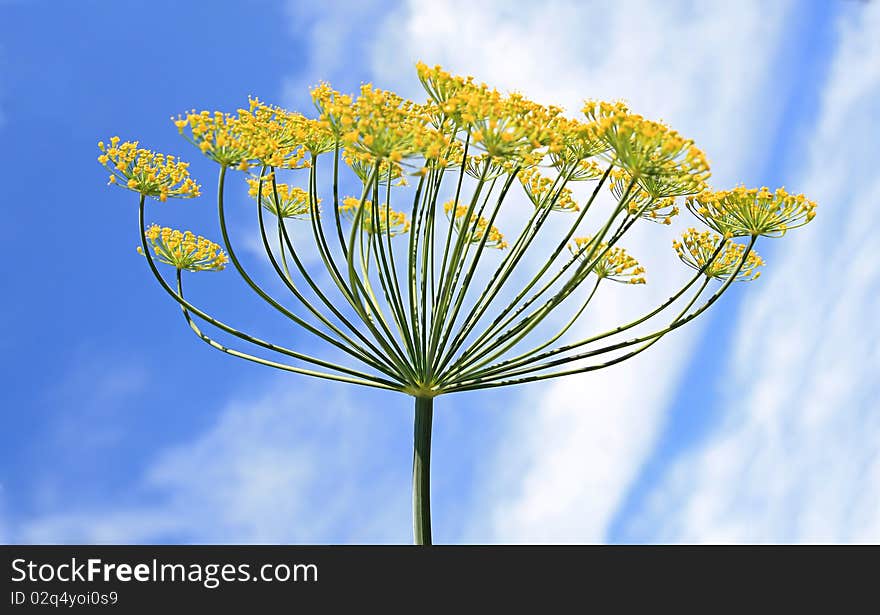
{"left": 361, "top": 0, "right": 794, "bottom": 542}
{"left": 19, "top": 380, "right": 411, "bottom": 543}
{"left": 282, "top": 0, "right": 390, "bottom": 110}
{"left": 625, "top": 2, "right": 880, "bottom": 543}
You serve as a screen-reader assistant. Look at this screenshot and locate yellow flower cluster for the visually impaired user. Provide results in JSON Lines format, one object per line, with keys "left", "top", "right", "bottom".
{"left": 246, "top": 176, "right": 315, "bottom": 219}
{"left": 444, "top": 201, "right": 507, "bottom": 249}
{"left": 173, "top": 110, "right": 253, "bottom": 168}
{"left": 418, "top": 63, "right": 563, "bottom": 161}
{"left": 421, "top": 136, "right": 464, "bottom": 170}
{"left": 551, "top": 155, "right": 605, "bottom": 182}
{"left": 236, "top": 98, "right": 312, "bottom": 167}
{"left": 149, "top": 63, "right": 722, "bottom": 208}
{"left": 583, "top": 100, "right": 709, "bottom": 196}
{"left": 686, "top": 186, "right": 817, "bottom": 238}
{"left": 276, "top": 114, "right": 336, "bottom": 159}
{"left": 310, "top": 82, "right": 355, "bottom": 137}
{"left": 457, "top": 89, "right": 561, "bottom": 161}
{"left": 518, "top": 167, "right": 579, "bottom": 212}
{"left": 139, "top": 224, "right": 228, "bottom": 271}
{"left": 569, "top": 236, "right": 646, "bottom": 284}
{"left": 465, "top": 153, "right": 514, "bottom": 181}
{"left": 549, "top": 116, "right": 609, "bottom": 171}
{"left": 608, "top": 169, "right": 679, "bottom": 225}
{"left": 416, "top": 62, "right": 475, "bottom": 107}
{"left": 673, "top": 228, "right": 764, "bottom": 281}
{"left": 343, "top": 147, "right": 407, "bottom": 186}
{"left": 103, "top": 63, "right": 817, "bottom": 304}
{"left": 176, "top": 100, "right": 337, "bottom": 169}
{"left": 337, "top": 84, "right": 447, "bottom": 163}
{"left": 98, "top": 137, "right": 200, "bottom": 201}
{"left": 340, "top": 197, "right": 410, "bottom": 236}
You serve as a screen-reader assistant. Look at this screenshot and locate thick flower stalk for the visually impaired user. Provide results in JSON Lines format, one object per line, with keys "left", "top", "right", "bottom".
{"left": 100, "top": 61, "right": 816, "bottom": 545}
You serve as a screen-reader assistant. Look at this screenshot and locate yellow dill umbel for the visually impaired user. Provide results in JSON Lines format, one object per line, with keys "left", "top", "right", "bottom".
{"left": 98, "top": 137, "right": 200, "bottom": 201}
{"left": 673, "top": 228, "right": 764, "bottom": 281}
{"left": 569, "top": 236, "right": 646, "bottom": 284}
{"left": 138, "top": 224, "right": 228, "bottom": 272}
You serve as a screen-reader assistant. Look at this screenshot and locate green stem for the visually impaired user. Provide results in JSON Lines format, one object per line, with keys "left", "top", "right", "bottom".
{"left": 412, "top": 395, "right": 434, "bottom": 545}
{"left": 448, "top": 236, "right": 757, "bottom": 390}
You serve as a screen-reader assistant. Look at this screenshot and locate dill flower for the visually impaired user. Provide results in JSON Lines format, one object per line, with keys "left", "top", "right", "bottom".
{"left": 341, "top": 84, "right": 434, "bottom": 162}
{"left": 441, "top": 79, "right": 562, "bottom": 159}
{"left": 343, "top": 148, "right": 407, "bottom": 186}
{"left": 686, "top": 186, "right": 817, "bottom": 238}
{"left": 310, "top": 82, "right": 355, "bottom": 138}
{"left": 138, "top": 224, "right": 228, "bottom": 272}
{"left": 569, "top": 237, "right": 646, "bottom": 284}
{"left": 583, "top": 100, "right": 709, "bottom": 195}
{"left": 549, "top": 155, "right": 605, "bottom": 182}
{"left": 608, "top": 169, "right": 679, "bottom": 224}
{"left": 173, "top": 110, "right": 252, "bottom": 167}
{"left": 421, "top": 135, "right": 463, "bottom": 169}
{"left": 673, "top": 228, "right": 763, "bottom": 281}
{"left": 549, "top": 116, "right": 609, "bottom": 171}
{"left": 246, "top": 176, "right": 315, "bottom": 219}
{"left": 97, "top": 137, "right": 200, "bottom": 201}
{"left": 444, "top": 200, "right": 507, "bottom": 249}
{"left": 465, "top": 153, "right": 513, "bottom": 181}
{"left": 636, "top": 160, "right": 708, "bottom": 198}
{"left": 235, "top": 98, "right": 310, "bottom": 168}
{"left": 340, "top": 197, "right": 410, "bottom": 236}
{"left": 416, "top": 62, "right": 475, "bottom": 106}
{"left": 518, "top": 167, "right": 579, "bottom": 212}
{"left": 289, "top": 113, "right": 338, "bottom": 158}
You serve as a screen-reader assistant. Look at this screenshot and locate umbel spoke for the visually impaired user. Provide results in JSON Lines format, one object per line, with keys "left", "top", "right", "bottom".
{"left": 99, "top": 61, "right": 817, "bottom": 545}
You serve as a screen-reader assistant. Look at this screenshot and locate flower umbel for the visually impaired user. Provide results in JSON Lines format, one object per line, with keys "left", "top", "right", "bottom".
{"left": 445, "top": 82, "right": 563, "bottom": 160}
{"left": 247, "top": 176, "right": 315, "bottom": 219}
{"left": 340, "top": 197, "right": 410, "bottom": 236}
{"left": 673, "top": 228, "right": 763, "bottom": 281}
{"left": 583, "top": 100, "right": 709, "bottom": 195}
{"left": 98, "top": 137, "right": 200, "bottom": 201}
{"left": 608, "top": 169, "right": 679, "bottom": 224}
{"left": 173, "top": 110, "right": 252, "bottom": 167}
{"left": 519, "top": 167, "right": 579, "bottom": 212}
{"left": 342, "top": 84, "right": 435, "bottom": 162}
{"left": 236, "top": 98, "right": 311, "bottom": 168}
{"left": 465, "top": 153, "right": 514, "bottom": 181}
{"left": 444, "top": 200, "right": 507, "bottom": 249}
{"left": 686, "top": 186, "right": 817, "bottom": 237}
{"left": 549, "top": 116, "right": 609, "bottom": 171}
{"left": 570, "top": 237, "right": 646, "bottom": 284}
{"left": 416, "top": 61, "right": 474, "bottom": 105}
{"left": 343, "top": 148, "right": 407, "bottom": 186}
{"left": 139, "top": 225, "right": 228, "bottom": 272}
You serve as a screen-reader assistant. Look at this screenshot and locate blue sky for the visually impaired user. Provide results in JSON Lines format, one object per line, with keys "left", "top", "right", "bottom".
{"left": 1, "top": 0, "right": 878, "bottom": 544}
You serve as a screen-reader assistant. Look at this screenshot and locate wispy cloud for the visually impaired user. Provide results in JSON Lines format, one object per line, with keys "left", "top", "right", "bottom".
{"left": 18, "top": 379, "right": 411, "bottom": 543}
{"left": 623, "top": 2, "right": 880, "bottom": 543}
{"left": 282, "top": 0, "right": 390, "bottom": 109}
{"left": 45, "top": 352, "right": 150, "bottom": 453}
